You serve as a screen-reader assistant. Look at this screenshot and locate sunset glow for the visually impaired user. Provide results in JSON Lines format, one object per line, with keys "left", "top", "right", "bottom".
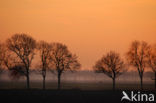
{"left": 0, "top": 0, "right": 156, "bottom": 69}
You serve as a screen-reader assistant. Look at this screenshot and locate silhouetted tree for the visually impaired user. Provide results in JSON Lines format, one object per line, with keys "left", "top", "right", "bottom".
{"left": 6, "top": 34, "right": 36, "bottom": 89}
{"left": 1, "top": 46, "right": 25, "bottom": 80}
{"left": 9, "top": 64, "right": 26, "bottom": 79}
{"left": 0, "top": 44, "right": 17, "bottom": 70}
{"left": 126, "top": 41, "right": 150, "bottom": 90}
{"left": 50, "top": 43, "right": 81, "bottom": 90}
{"left": 94, "top": 51, "right": 125, "bottom": 90}
{"left": 147, "top": 44, "right": 156, "bottom": 89}
{"left": 37, "top": 41, "right": 52, "bottom": 89}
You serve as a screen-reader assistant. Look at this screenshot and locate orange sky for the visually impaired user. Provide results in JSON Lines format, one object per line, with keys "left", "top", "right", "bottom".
{"left": 0, "top": 0, "right": 156, "bottom": 69}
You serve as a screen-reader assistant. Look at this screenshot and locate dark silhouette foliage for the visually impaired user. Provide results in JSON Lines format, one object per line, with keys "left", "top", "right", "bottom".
{"left": 9, "top": 64, "right": 26, "bottom": 79}
{"left": 6, "top": 34, "right": 36, "bottom": 89}
{"left": 50, "top": 43, "right": 81, "bottom": 90}
{"left": 94, "top": 51, "right": 126, "bottom": 90}
{"left": 37, "top": 41, "right": 52, "bottom": 89}
{"left": 126, "top": 40, "right": 150, "bottom": 90}
{"left": 147, "top": 44, "right": 156, "bottom": 89}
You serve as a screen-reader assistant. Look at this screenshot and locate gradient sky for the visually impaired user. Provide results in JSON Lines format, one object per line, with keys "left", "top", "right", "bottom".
{"left": 0, "top": 0, "right": 156, "bottom": 69}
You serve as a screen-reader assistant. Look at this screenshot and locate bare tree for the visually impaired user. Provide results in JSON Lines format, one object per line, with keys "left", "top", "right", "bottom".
{"left": 50, "top": 43, "right": 81, "bottom": 90}
{"left": 37, "top": 41, "right": 52, "bottom": 89}
{"left": 94, "top": 51, "right": 125, "bottom": 90}
{"left": 126, "top": 41, "right": 150, "bottom": 90}
{"left": 6, "top": 34, "right": 36, "bottom": 89}
{"left": 1, "top": 44, "right": 17, "bottom": 70}
{"left": 0, "top": 43, "right": 27, "bottom": 81}
{"left": 147, "top": 44, "right": 156, "bottom": 89}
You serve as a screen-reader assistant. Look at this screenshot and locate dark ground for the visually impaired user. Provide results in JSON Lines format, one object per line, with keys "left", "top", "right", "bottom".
{"left": 0, "top": 81, "right": 155, "bottom": 103}
{"left": 0, "top": 89, "right": 156, "bottom": 103}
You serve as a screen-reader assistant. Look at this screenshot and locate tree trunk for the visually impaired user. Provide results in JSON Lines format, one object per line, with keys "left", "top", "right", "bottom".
{"left": 140, "top": 75, "right": 143, "bottom": 90}
{"left": 58, "top": 73, "right": 61, "bottom": 90}
{"left": 43, "top": 76, "right": 45, "bottom": 90}
{"left": 113, "top": 78, "right": 115, "bottom": 90}
{"left": 26, "top": 68, "right": 30, "bottom": 89}
{"left": 154, "top": 72, "right": 156, "bottom": 89}
{"left": 26, "top": 74, "right": 30, "bottom": 89}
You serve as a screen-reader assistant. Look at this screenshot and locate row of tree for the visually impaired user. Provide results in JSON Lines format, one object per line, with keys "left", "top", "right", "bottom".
{"left": 94, "top": 41, "right": 156, "bottom": 90}
{"left": 0, "top": 34, "right": 156, "bottom": 90}
{"left": 0, "top": 34, "right": 80, "bottom": 90}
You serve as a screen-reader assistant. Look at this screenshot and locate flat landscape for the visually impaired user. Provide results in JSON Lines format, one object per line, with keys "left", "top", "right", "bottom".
{"left": 0, "top": 81, "right": 155, "bottom": 103}
{"left": 0, "top": 89, "right": 156, "bottom": 103}
{"left": 0, "top": 71, "right": 155, "bottom": 103}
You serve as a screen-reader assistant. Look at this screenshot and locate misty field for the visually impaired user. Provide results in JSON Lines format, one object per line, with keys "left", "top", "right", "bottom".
{"left": 0, "top": 81, "right": 154, "bottom": 90}
{"left": 0, "top": 71, "right": 155, "bottom": 90}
